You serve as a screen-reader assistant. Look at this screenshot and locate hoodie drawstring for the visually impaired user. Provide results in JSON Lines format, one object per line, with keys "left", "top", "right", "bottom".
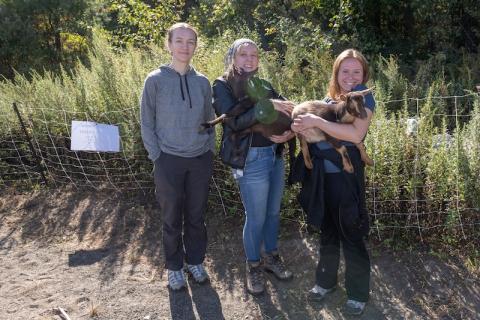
{"left": 177, "top": 72, "right": 193, "bottom": 109}
{"left": 184, "top": 76, "right": 193, "bottom": 109}
{"left": 178, "top": 74, "right": 185, "bottom": 101}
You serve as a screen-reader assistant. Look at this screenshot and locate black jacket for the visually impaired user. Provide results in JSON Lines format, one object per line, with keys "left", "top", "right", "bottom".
{"left": 212, "top": 76, "right": 284, "bottom": 169}
{"left": 292, "top": 145, "right": 369, "bottom": 240}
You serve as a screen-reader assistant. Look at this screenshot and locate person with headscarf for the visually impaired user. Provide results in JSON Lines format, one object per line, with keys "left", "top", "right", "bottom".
{"left": 212, "top": 38, "right": 294, "bottom": 295}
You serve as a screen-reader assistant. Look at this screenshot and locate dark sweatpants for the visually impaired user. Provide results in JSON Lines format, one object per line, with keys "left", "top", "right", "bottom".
{"left": 154, "top": 150, "right": 213, "bottom": 271}
{"left": 315, "top": 172, "right": 371, "bottom": 302}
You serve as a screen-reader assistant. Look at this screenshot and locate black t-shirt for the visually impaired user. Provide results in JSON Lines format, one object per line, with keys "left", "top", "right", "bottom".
{"left": 251, "top": 132, "right": 274, "bottom": 147}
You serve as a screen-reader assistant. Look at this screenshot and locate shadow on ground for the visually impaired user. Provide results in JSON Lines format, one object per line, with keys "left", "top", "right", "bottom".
{"left": 0, "top": 186, "right": 479, "bottom": 319}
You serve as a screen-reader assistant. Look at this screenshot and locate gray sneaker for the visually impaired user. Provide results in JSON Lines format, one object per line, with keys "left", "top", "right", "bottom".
{"left": 246, "top": 261, "right": 265, "bottom": 295}
{"left": 168, "top": 269, "right": 186, "bottom": 290}
{"left": 186, "top": 263, "right": 209, "bottom": 284}
{"left": 343, "top": 299, "right": 366, "bottom": 315}
{"left": 308, "top": 285, "right": 335, "bottom": 301}
{"left": 263, "top": 253, "right": 293, "bottom": 280}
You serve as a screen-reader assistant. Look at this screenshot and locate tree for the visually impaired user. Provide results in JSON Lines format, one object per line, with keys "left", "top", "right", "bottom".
{"left": 104, "top": 0, "right": 184, "bottom": 47}
{"left": 0, "top": 0, "right": 91, "bottom": 79}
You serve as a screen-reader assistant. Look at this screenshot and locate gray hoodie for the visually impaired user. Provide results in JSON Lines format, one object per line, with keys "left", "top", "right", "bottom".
{"left": 140, "top": 65, "right": 215, "bottom": 161}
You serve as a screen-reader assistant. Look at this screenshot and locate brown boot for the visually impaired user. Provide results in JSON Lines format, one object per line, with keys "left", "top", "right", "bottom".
{"left": 246, "top": 261, "right": 265, "bottom": 295}
{"left": 263, "top": 253, "right": 293, "bottom": 280}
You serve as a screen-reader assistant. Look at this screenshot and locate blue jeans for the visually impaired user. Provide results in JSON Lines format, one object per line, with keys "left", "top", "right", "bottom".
{"left": 234, "top": 146, "right": 285, "bottom": 262}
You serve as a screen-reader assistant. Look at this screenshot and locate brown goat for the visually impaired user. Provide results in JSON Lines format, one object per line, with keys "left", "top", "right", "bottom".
{"left": 288, "top": 88, "right": 374, "bottom": 173}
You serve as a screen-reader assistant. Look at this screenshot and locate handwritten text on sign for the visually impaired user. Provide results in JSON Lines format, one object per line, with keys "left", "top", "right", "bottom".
{"left": 71, "top": 121, "right": 120, "bottom": 152}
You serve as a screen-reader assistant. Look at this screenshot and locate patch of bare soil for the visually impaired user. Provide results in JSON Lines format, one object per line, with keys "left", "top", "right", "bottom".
{"left": 0, "top": 186, "right": 478, "bottom": 320}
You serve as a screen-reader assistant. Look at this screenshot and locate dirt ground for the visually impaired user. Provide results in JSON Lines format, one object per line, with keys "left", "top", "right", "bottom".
{"left": 0, "top": 186, "right": 479, "bottom": 320}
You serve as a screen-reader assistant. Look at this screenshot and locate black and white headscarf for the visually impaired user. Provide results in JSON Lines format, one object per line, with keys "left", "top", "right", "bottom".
{"left": 223, "top": 38, "right": 257, "bottom": 70}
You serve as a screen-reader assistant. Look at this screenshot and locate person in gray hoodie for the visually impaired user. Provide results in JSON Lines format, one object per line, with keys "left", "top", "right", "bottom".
{"left": 140, "top": 22, "right": 215, "bottom": 291}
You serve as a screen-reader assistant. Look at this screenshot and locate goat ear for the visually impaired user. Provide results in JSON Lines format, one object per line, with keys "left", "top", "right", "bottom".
{"left": 339, "top": 94, "right": 347, "bottom": 101}
{"left": 358, "top": 86, "right": 375, "bottom": 96}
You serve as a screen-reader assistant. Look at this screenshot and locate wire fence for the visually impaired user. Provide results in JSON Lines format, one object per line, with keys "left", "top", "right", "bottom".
{"left": 1, "top": 92, "right": 479, "bottom": 240}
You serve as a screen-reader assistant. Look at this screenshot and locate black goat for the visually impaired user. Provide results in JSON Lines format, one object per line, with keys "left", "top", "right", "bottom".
{"left": 200, "top": 69, "right": 296, "bottom": 181}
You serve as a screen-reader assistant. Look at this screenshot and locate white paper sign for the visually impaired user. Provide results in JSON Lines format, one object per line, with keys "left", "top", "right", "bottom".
{"left": 71, "top": 121, "right": 120, "bottom": 152}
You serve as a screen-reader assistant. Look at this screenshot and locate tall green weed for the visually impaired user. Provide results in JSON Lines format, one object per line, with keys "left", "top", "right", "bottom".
{"left": 0, "top": 31, "right": 478, "bottom": 246}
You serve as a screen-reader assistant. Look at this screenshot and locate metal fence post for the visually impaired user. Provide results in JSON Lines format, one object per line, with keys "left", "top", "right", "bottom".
{"left": 12, "top": 102, "right": 48, "bottom": 186}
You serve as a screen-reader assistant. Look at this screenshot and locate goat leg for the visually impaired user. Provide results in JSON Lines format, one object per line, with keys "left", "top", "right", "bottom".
{"left": 300, "top": 136, "right": 314, "bottom": 170}
{"left": 199, "top": 114, "right": 226, "bottom": 132}
{"left": 286, "top": 137, "right": 296, "bottom": 185}
{"left": 327, "top": 136, "right": 354, "bottom": 173}
{"left": 355, "top": 142, "right": 374, "bottom": 166}
{"left": 200, "top": 96, "right": 255, "bottom": 132}
{"left": 335, "top": 145, "right": 354, "bottom": 173}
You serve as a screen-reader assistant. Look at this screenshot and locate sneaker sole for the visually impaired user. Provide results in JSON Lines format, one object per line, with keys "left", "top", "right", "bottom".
{"left": 190, "top": 276, "right": 209, "bottom": 284}
{"left": 246, "top": 287, "right": 265, "bottom": 296}
{"left": 245, "top": 275, "right": 265, "bottom": 296}
{"left": 168, "top": 283, "right": 187, "bottom": 291}
{"left": 307, "top": 287, "right": 335, "bottom": 302}
{"left": 185, "top": 271, "right": 209, "bottom": 284}
{"left": 264, "top": 267, "right": 293, "bottom": 281}
{"left": 342, "top": 303, "right": 365, "bottom": 315}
